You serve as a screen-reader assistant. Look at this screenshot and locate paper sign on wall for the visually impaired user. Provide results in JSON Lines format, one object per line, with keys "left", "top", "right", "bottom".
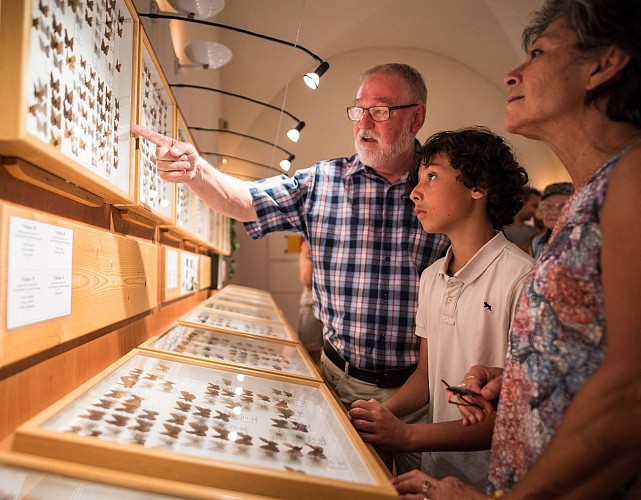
{"left": 6, "top": 216, "right": 73, "bottom": 329}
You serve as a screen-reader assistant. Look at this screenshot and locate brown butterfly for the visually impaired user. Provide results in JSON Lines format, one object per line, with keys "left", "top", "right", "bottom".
{"left": 161, "top": 423, "right": 181, "bottom": 439}
{"left": 80, "top": 409, "right": 105, "bottom": 421}
{"left": 213, "top": 410, "right": 230, "bottom": 422}
{"left": 260, "top": 437, "right": 280, "bottom": 453}
{"left": 212, "top": 425, "right": 229, "bottom": 440}
{"left": 271, "top": 418, "right": 289, "bottom": 429}
{"left": 234, "top": 432, "right": 253, "bottom": 446}
{"left": 290, "top": 421, "right": 309, "bottom": 433}
{"left": 285, "top": 443, "right": 304, "bottom": 457}
{"left": 175, "top": 401, "right": 191, "bottom": 412}
{"left": 167, "top": 413, "right": 187, "bottom": 425}
{"left": 129, "top": 418, "right": 153, "bottom": 432}
{"left": 193, "top": 406, "right": 211, "bottom": 418}
{"left": 187, "top": 422, "right": 208, "bottom": 437}
{"left": 105, "top": 414, "right": 129, "bottom": 427}
{"left": 306, "top": 444, "right": 326, "bottom": 458}
{"left": 92, "top": 399, "right": 114, "bottom": 409}
{"left": 105, "top": 389, "right": 126, "bottom": 399}
{"left": 180, "top": 391, "right": 196, "bottom": 402}
{"left": 139, "top": 409, "right": 158, "bottom": 421}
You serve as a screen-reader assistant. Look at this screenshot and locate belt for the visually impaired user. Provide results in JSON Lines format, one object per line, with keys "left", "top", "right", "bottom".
{"left": 323, "top": 342, "right": 417, "bottom": 389}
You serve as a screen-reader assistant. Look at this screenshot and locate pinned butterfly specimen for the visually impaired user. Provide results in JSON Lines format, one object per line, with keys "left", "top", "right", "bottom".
{"left": 260, "top": 437, "right": 280, "bottom": 453}
{"left": 272, "top": 388, "right": 283, "bottom": 396}
{"left": 105, "top": 414, "right": 129, "bottom": 427}
{"left": 156, "top": 364, "right": 170, "bottom": 372}
{"left": 79, "top": 409, "right": 105, "bottom": 421}
{"left": 161, "top": 380, "right": 176, "bottom": 391}
{"left": 180, "top": 391, "right": 196, "bottom": 402}
{"left": 221, "top": 389, "right": 235, "bottom": 398}
{"left": 290, "top": 421, "right": 309, "bottom": 433}
{"left": 257, "top": 394, "right": 271, "bottom": 402}
{"left": 212, "top": 425, "right": 229, "bottom": 440}
{"left": 306, "top": 444, "right": 326, "bottom": 459}
{"left": 187, "top": 422, "right": 208, "bottom": 437}
{"left": 139, "top": 409, "right": 158, "bottom": 421}
{"left": 234, "top": 432, "right": 253, "bottom": 446}
{"left": 104, "top": 389, "right": 126, "bottom": 399}
{"left": 278, "top": 408, "right": 295, "bottom": 419}
{"left": 115, "top": 402, "right": 138, "bottom": 414}
{"left": 174, "top": 401, "right": 191, "bottom": 412}
{"left": 85, "top": 11, "right": 93, "bottom": 27}
{"left": 120, "top": 375, "right": 138, "bottom": 388}
{"left": 144, "top": 373, "right": 159, "bottom": 381}
{"left": 129, "top": 418, "right": 153, "bottom": 432}
{"left": 271, "top": 418, "right": 289, "bottom": 429}
{"left": 285, "top": 443, "right": 304, "bottom": 458}
{"left": 213, "top": 410, "right": 230, "bottom": 422}
{"left": 167, "top": 412, "right": 187, "bottom": 425}
{"left": 275, "top": 400, "right": 289, "bottom": 410}
{"left": 52, "top": 15, "right": 62, "bottom": 35}
{"left": 38, "top": 0, "right": 49, "bottom": 16}
{"left": 161, "top": 423, "right": 181, "bottom": 439}
{"left": 64, "top": 29, "right": 74, "bottom": 50}
{"left": 92, "top": 399, "right": 115, "bottom": 409}
{"left": 193, "top": 406, "right": 211, "bottom": 418}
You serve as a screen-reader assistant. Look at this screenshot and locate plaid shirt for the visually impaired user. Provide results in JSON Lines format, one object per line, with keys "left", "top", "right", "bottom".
{"left": 244, "top": 154, "right": 449, "bottom": 371}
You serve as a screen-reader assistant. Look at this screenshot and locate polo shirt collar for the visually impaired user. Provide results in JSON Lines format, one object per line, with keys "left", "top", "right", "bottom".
{"left": 437, "top": 232, "right": 511, "bottom": 284}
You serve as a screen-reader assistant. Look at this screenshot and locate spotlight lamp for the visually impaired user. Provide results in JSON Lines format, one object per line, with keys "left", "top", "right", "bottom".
{"left": 286, "top": 121, "right": 305, "bottom": 143}
{"left": 279, "top": 154, "right": 295, "bottom": 172}
{"left": 303, "top": 61, "right": 330, "bottom": 90}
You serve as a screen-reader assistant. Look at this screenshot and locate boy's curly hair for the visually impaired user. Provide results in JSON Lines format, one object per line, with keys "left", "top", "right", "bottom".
{"left": 405, "top": 126, "right": 529, "bottom": 230}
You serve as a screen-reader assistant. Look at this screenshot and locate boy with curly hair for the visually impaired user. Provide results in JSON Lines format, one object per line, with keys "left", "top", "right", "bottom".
{"left": 349, "top": 127, "right": 534, "bottom": 489}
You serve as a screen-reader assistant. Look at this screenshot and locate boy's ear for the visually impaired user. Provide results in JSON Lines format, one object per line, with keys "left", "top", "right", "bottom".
{"left": 471, "top": 187, "right": 488, "bottom": 200}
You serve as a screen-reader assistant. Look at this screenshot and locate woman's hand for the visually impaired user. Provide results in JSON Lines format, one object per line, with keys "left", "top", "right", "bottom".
{"left": 392, "top": 469, "right": 487, "bottom": 500}
{"left": 457, "top": 365, "right": 503, "bottom": 426}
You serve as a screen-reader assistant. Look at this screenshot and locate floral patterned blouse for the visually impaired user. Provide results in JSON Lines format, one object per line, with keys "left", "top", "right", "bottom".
{"left": 488, "top": 145, "right": 641, "bottom": 497}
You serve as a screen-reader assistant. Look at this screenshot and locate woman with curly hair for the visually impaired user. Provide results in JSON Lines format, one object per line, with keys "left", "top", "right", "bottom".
{"left": 349, "top": 126, "right": 534, "bottom": 490}
{"left": 393, "top": 0, "right": 641, "bottom": 497}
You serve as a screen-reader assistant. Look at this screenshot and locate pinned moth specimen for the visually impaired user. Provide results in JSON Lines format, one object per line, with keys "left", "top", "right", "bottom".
{"left": 193, "top": 406, "right": 211, "bottom": 418}
{"left": 156, "top": 364, "right": 170, "bottom": 372}
{"left": 187, "top": 422, "right": 208, "bottom": 437}
{"left": 257, "top": 394, "right": 271, "bottom": 402}
{"left": 105, "top": 414, "right": 129, "bottom": 427}
{"left": 161, "top": 380, "right": 176, "bottom": 391}
{"left": 290, "top": 421, "right": 309, "bottom": 433}
{"left": 212, "top": 425, "right": 229, "bottom": 440}
{"left": 139, "top": 409, "right": 158, "bottom": 421}
{"left": 306, "top": 444, "right": 326, "bottom": 459}
{"left": 129, "top": 418, "right": 153, "bottom": 433}
{"left": 79, "top": 409, "right": 105, "bottom": 421}
{"left": 174, "top": 401, "right": 191, "bottom": 412}
{"left": 104, "top": 389, "right": 126, "bottom": 399}
{"left": 278, "top": 408, "right": 295, "bottom": 419}
{"left": 285, "top": 443, "right": 304, "bottom": 458}
{"left": 167, "top": 413, "right": 187, "bottom": 425}
{"left": 260, "top": 437, "right": 279, "bottom": 453}
{"left": 92, "top": 399, "right": 115, "bottom": 409}
{"left": 222, "top": 378, "right": 232, "bottom": 387}
{"left": 180, "top": 391, "right": 196, "bottom": 402}
{"left": 161, "top": 423, "right": 181, "bottom": 439}
{"left": 119, "top": 375, "right": 138, "bottom": 388}
{"left": 271, "top": 418, "right": 289, "bottom": 429}
{"left": 213, "top": 410, "right": 230, "bottom": 422}
{"left": 234, "top": 432, "right": 253, "bottom": 446}
{"left": 115, "top": 402, "right": 139, "bottom": 414}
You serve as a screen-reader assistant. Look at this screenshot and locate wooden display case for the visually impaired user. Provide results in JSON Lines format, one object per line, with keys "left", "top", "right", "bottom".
{"left": 140, "top": 323, "right": 321, "bottom": 382}
{"left": 161, "top": 247, "right": 210, "bottom": 303}
{"left": 178, "top": 306, "right": 297, "bottom": 343}
{"left": 0, "top": 451, "right": 273, "bottom": 499}
{"left": 200, "top": 299, "right": 284, "bottom": 323}
{"left": 13, "top": 350, "right": 396, "bottom": 500}
{"left": 117, "top": 27, "right": 176, "bottom": 226}
{"left": 211, "top": 289, "right": 277, "bottom": 310}
{"left": 0, "top": 0, "right": 139, "bottom": 205}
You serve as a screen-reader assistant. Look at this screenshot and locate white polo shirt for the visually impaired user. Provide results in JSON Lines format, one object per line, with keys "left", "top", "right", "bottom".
{"left": 415, "top": 232, "right": 534, "bottom": 490}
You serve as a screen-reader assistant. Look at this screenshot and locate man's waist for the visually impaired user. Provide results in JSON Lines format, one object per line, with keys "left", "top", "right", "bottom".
{"left": 322, "top": 341, "right": 417, "bottom": 388}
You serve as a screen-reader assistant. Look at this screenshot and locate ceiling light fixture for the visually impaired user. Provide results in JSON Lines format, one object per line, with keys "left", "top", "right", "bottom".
{"left": 286, "top": 121, "right": 305, "bottom": 143}
{"left": 303, "top": 61, "right": 330, "bottom": 90}
{"left": 279, "top": 154, "right": 295, "bottom": 172}
{"left": 174, "top": 40, "right": 232, "bottom": 72}
{"left": 166, "top": 0, "right": 225, "bottom": 19}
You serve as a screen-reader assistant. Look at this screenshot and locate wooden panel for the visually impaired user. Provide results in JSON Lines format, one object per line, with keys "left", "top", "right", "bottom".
{"left": 199, "top": 254, "right": 212, "bottom": 290}
{"left": 0, "top": 200, "right": 158, "bottom": 367}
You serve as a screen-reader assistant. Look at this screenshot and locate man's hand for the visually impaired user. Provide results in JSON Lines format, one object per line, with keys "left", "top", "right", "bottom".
{"left": 131, "top": 124, "right": 201, "bottom": 183}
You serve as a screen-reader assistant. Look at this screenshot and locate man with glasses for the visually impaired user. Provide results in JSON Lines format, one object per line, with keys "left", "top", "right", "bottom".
{"left": 132, "top": 63, "right": 449, "bottom": 474}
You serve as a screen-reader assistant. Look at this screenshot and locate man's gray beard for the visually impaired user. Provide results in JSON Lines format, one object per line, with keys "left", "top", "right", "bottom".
{"left": 355, "top": 125, "right": 415, "bottom": 168}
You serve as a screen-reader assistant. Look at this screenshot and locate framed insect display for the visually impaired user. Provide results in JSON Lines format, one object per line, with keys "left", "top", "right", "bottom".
{"left": 174, "top": 111, "right": 195, "bottom": 237}
{"left": 0, "top": 451, "right": 264, "bottom": 500}
{"left": 122, "top": 27, "right": 175, "bottom": 225}
{"left": 212, "top": 287, "right": 277, "bottom": 310}
{"left": 13, "top": 350, "right": 396, "bottom": 499}
{"left": 140, "top": 323, "right": 321, "bottom": 382}
{"left": 0, "top": 0, "right": 138, "bottom": 205}
{"left": 201, "top": 298, "right": 284, "bottom": 323}
{"left": 178, "top": 306, "right": 296, "bottom": 343}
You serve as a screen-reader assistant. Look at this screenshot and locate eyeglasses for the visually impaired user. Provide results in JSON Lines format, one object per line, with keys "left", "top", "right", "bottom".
{"left": 441, "top": 379, "right": 483, "bottom": 409}
{"left": 540, "top": 201, "right": 566, "bottom": 211}
{"left": 346, "top": 104, "right": 418, "bottom": 122}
